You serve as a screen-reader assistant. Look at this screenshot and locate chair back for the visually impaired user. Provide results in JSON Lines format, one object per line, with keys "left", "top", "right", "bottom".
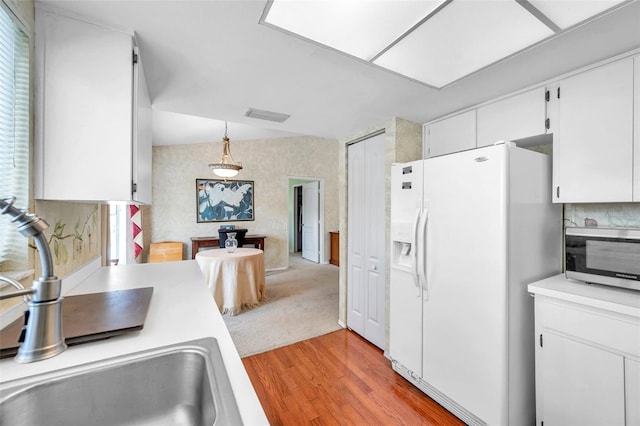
{"left": 149, "top": 241, "right": 183, "bottom": 262}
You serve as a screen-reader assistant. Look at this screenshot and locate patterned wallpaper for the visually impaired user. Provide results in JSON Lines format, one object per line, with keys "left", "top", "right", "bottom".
{"left": 150, "top": 135, "right": 340, "bottom": 270}
{"left": 34, "top": 200, "right": 101, "bottom": 278}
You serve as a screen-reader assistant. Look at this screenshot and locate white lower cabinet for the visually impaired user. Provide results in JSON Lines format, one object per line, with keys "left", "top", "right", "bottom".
{"left": 540, "top": 332, "right": 625, "bottom": 426}
{"left": 627, "top": 358, "right": 640, "bottom": 425}
{"left": 529, "top": 276, "right": 640, "bottom": 426}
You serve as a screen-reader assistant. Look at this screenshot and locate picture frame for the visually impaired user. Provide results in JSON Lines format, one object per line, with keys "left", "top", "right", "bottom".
{"left": 196, "top": 179, "right": 254, "bottom": 223}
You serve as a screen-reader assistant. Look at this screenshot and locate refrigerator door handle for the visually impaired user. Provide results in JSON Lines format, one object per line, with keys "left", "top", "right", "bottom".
{"left": 419, "top": 205, "right": 429, "bottom": 301}
{"left": 411, "top": 207, "right": 421, "bottom": 296}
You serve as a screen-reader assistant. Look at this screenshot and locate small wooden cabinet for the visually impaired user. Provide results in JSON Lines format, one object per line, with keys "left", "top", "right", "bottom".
{"left": 329, "top": 232, "right": 339, "bottom": 266}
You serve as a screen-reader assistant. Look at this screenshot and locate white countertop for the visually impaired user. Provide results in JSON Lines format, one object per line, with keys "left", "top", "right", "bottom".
{"left": 0, "top": 260, "right": 268, "bottom": 425}
{"left": 528, "top": 273, "right": 640, "bottom": 318}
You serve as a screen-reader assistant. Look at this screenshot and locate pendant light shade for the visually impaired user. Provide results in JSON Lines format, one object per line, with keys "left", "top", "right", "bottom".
{"left": 208, "top": 122, "right": 243, "bottom": 178}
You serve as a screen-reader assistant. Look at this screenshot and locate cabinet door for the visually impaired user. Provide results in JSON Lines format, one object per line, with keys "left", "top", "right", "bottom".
{"left": 540, "top": 332, "right": 625, "bottom": 426}
{"left": 132, "top": 47, "right": 152, "bottom": 204}
{"left": 423, "top": 110, "right": 476, "bottom": 158}
{"left": 35, "top": 11, "right": 134, "bottom": 202}
{"left": 476, "top": 87, "right": 547, "bottom": 147}
{"left": 627, "top": 358, "right": 640, "bottom": 426}
{"left": 552, "top": 58, "right": 634, "bottom": 203}
{"left": 634, "top": 56, "right": 640, "bottom": 201}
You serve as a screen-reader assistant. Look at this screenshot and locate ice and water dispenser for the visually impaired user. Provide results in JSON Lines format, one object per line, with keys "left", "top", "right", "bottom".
{"left": 391, "top": 222, "right": 414, "bottom": 271}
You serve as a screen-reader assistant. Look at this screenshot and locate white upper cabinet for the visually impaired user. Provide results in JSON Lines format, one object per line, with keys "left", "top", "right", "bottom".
{"left": 476, "top": 87, "right": 547, "bottom": 147}
{"left": 34, "top": 9, "right": 152, "bottom": 204}
{"left": 132, "top": 48, "right": 152, "bottom": 205}
{"left": 634, "top": 56, "right": 640, "bottom": 201}
{"left": 423, "top": 110, "right": 476, "bottom": 158}
{"left": 551, "top": 58, "right": 634, "bottom": 203}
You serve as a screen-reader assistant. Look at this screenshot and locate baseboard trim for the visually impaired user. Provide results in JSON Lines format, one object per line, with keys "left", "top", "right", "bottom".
{"left": 391, "top": 359, "right": 486, "bottom": 426}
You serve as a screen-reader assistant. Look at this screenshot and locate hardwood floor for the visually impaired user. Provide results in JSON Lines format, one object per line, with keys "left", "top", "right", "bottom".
{"left": 243, "top": 329, "right": 465, "bottom": 425}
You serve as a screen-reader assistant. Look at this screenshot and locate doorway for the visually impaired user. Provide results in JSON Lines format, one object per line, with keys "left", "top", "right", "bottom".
{"left": 288, "top": 177, "right": 324, "bottom": 264}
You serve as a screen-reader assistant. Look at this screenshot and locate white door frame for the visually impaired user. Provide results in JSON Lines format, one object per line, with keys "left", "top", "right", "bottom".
{"left": 301, "top": 181, "right": 320, "bottom": 263}
{"left": 287, "top": 176, "right": 325, "bottom": 264}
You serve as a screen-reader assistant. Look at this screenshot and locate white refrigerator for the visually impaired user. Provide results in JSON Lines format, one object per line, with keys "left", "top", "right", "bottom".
{"left": 389, "top": 142, "right": 561, "bottom": 425}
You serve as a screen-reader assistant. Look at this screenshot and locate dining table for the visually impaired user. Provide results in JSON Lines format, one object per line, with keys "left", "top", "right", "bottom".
{"left": 195, "top": 248, "right": 266, "bottom": 315}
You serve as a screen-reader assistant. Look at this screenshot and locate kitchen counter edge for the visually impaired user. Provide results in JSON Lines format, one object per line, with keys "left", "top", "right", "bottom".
{"left": 0, "top": 260, "right": 268, "bottom": 425}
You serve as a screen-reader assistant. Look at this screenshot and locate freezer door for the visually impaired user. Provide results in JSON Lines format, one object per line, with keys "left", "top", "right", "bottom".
{"left": 390, "top": 160, "right": 424, "bottom": 225}
{"left": 389, "top": 160, "right": 424, "bottom": 376}
{"left": 422, "top": 145, "right": 509, "bottom": 425}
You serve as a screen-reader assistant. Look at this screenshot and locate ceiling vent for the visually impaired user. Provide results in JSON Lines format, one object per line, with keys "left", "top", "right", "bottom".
{"left": 245, "top": 108, "right": 290, "bottom": 123}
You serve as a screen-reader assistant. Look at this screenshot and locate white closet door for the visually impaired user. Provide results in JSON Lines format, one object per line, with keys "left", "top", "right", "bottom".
{"left": 347, "top": 133, "right": 386, "bottom": 349}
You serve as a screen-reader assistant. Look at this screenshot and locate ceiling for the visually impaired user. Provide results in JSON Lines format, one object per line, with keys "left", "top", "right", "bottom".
{"left": 263, "top": 0, "right": 626, "bottom": 88}
{"left": 37, "top": 0, "right": 640, "bottom": 144}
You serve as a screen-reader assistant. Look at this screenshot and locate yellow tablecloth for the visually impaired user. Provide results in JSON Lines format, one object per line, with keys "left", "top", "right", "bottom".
{"left": 195, "top": 248, "right": 266, "bottom": 315}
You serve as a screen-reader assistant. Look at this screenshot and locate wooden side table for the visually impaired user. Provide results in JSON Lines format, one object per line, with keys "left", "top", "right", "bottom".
{"left": 329, "top": 232, "right": 339, "bottom": 266}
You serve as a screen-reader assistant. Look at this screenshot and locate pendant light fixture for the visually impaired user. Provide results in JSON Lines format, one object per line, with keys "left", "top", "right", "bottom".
{"left": 208, "top": 121, "right": 243, "bottom": 179}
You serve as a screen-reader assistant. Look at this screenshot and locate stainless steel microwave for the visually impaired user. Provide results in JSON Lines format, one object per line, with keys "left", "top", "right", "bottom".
{"left": 565, "top": 227, "right": 640, "bottom": 291}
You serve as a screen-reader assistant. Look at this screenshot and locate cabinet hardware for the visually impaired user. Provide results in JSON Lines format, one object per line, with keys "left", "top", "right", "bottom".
{"left": 545, "top": 90, "right": 550, "bottom": 102}
{"left": 132, "top": 182, "right": 137, "bottom": 193}
{"left": 556, "top": 186, "right": 560, "bottom": 199}
{"left": 539, "top": 334, "right": 543, "bottom": 347}
{"left": 557, "top": 87, "right": 560, "bottom": 99}
{"left": 132, "top": 51, "right": 138, "bottom": 64}
{"left": 545, "top": 118, "right": 550, "bottom": 130}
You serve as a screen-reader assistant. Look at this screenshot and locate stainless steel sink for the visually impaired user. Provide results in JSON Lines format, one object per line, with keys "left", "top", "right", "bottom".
{"left": 0, "top": 338, "right": 242, "bottom": 426}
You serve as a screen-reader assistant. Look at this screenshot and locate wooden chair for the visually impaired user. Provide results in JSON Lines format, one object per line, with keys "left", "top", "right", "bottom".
{"left": 149, "top": 241, "right": 183, "bottom": 263}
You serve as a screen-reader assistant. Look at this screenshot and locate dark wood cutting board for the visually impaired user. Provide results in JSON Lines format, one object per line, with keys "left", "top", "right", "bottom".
{"left": 0, "top": 287, "right": 153, "bottom": 359}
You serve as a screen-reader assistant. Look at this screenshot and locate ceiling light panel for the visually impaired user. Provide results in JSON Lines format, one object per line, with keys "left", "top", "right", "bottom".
{"left": 373, "top": 0, "right": 555, "bottom": 87}
{"left": 264, "top": 0, "right": 447, "bottom": 61}
{"left": 527, "top": 0, "right": 627, "bottom": 29}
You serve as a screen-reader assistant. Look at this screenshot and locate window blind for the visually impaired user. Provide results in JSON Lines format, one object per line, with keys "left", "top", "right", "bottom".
{"left": 0, "top": 5, "right": 29, "bottom": 270}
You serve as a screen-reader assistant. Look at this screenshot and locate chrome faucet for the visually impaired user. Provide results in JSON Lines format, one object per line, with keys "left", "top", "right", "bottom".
{"left": 0, "top": 196, "right": 66, "bottom": 363}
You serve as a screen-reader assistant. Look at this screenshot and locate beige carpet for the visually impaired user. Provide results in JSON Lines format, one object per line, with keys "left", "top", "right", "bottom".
{"left": 222, "top": 253, "right": 341, "bottom": 357}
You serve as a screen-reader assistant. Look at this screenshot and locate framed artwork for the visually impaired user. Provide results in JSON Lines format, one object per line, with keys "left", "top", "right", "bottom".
{"left": 196, "top": 179, "right": 254, "bottom": 223}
